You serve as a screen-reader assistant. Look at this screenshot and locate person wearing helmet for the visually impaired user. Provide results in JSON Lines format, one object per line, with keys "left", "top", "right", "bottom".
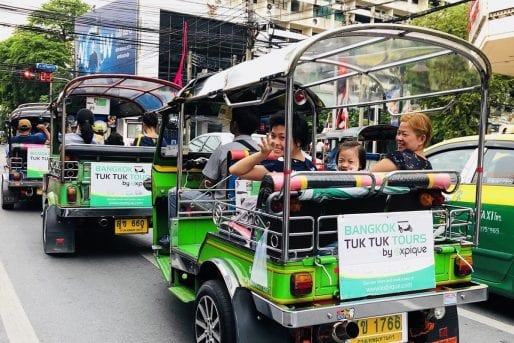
{"left": 93, "top": 120, "right": 108, "bottom": 144}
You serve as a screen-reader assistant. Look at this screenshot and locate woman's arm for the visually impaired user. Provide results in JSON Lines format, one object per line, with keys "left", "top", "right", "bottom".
{"left": 229, "top": 135, "right": 273, "bottom": 180}
{"left": 369, "top": 158, "right": 398, "bottom": 172}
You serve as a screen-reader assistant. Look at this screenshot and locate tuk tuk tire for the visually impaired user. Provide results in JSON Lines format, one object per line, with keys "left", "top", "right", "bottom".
{"left": 194, "top": 279, "right": 236, "bottom": 343}
{"left": 1, "top": 199, "right": 14, "bottom": 210}
{"left": 1, "top": 175, "right": 14, "bottom": 210}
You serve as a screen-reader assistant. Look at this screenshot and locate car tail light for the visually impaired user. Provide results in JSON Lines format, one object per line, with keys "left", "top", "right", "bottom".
{"left": 67, "top": 186, "right": 77, "bottom": 203}
{"left": 290, "top": 272, "right": 312, "bottom": 296}
{"left": 12, "top": 172, "right": 21, "bottom": 181}
{"left": 294, "top": 90, "right": 307, "bottom": 105}
{"left": 454, "top": 255, "right": 473, "bottom": 277}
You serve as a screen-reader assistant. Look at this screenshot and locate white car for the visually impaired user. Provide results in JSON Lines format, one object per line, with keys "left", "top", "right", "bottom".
{"left": 188, "top": 132, "right": 264, "bottom": 153}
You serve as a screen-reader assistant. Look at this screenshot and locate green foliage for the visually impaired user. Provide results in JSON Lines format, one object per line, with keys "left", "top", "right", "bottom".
{"left": 411, "top": 4, "right": 468, "bottom": 39}
{"left": 0, "top": 0, "right": 90, "bottom": 116}
{"left": 27, "top": 0, "right": 91, "bottom": 43}
{"left": 411, "top": 4, "right": 514, "bottom": 142}
{"left": 0, "top": 31, "right": 70, "bottom": 110}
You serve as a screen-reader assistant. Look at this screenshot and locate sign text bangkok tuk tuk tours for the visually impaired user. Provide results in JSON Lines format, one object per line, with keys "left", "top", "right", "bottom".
{"left": 42, "top": 74, "right": 179, "bottom": 254}
{"left": 2, "top": 103, "right": 51, "bottom": 209}
{"left": 151, "top": 24, "right": 490, "bottom": 343}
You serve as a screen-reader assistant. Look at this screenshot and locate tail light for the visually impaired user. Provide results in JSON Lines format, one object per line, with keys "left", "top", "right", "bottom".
{"left": 419, "top": 190, "right": 445, "bottom": 207}
{"left": 294, "top": 90, "right": 307, "bottom": 105}
{"left": 67, "top": 186, "right": 77, "bottom": 203}
{"left": 454, "top": 255, "right": 473, "bottom": 277}
{"left": 290, "top": 272, "right": 312, "bottom": 296}
{"left": 12, "top": 172, "right": 21, "bottom": 181}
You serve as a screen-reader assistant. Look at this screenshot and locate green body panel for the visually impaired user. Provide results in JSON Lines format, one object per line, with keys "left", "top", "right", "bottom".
{"left": 151, "top": 167, "right": 177, "bottom": 247}
{"left": 155, "top": 255, "right": 171, "bottom": 282}
{"left": 172, "top": 217, "right": 216, "bottom": 247}
{"left": 195, "top": 235, "right": 469, "bottom": 305}
{"left": 450, "top": 184, "right": 514, "bottom": 298}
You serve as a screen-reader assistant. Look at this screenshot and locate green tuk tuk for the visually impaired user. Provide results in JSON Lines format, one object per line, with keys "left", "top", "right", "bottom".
{"left": 2, "top": 103, "right": 51, "bottom": 209}
{"left": 151, "top": 24, "right": 490, "bottom": 343}
{"left": 42, "top": 74, "right": 180, "bottom": 254}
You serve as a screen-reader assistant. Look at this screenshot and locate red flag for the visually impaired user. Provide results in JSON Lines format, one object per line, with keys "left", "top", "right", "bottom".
{"left": 173, "top": 21, "right": 188, "bottom": 87}
{"left": 336, "top": 64, "right": 349, "bottom": 129}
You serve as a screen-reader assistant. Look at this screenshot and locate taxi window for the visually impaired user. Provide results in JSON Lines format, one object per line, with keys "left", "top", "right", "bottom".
{"left": 481, "top": 149, "right": 514, "bottom": 185}
{"left": 428, "top": 148, "right": 474, "bottom": 173}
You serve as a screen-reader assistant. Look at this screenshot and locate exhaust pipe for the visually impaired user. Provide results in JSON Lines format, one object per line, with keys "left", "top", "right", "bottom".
{"left": 98, "top": 218, "right": 109, "bottom": 228}
{"left": 332, "top": 321, "right": 359, "bottom": 342}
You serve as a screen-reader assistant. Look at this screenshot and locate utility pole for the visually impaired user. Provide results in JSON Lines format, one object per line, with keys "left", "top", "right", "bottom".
{"left": 245, "top": 1, "right": 257, "bottom": 61}
{"left": 186, "top": 50, "right": 193, "bottom": 82}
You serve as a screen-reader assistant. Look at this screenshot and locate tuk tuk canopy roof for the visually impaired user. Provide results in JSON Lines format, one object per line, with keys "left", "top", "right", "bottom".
{"left": 57, "top": 74, "right": 180, "bottom": 117}
{"left": 178, "top": 24, "right": 491, "bottom": 113}
{"left": 9, "top": 104, "right": 51, "bottom": 122}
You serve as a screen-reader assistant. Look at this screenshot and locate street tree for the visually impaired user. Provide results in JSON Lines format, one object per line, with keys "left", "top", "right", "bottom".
{"left": 27, "top": 0, "right": 91, "bottom": 43}
{"left": 0, "top": 0, "right": 90, "bottom": 119}
{"left": 0, "top": 31, "right": 70, "bottom": 111}
{"left": 411, "top": 4, "right": 514, "bottom": 142}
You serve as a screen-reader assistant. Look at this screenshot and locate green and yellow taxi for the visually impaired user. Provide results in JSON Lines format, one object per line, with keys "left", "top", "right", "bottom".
{"left": 426, "top": 133, "right": 514, "bottom": 298}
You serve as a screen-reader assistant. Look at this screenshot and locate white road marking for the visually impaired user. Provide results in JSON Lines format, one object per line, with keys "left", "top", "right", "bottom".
{"left": 459, "top": 308, "right": 514, "bottom": 335}
{"left": 0, "top": 260, "right": 40, "bottom": 343}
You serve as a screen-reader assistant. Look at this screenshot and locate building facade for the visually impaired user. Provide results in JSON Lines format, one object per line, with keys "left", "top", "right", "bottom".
{"left": 468, "top": 0, "right": 514, "bottom": 76}
{"left": 75, "top": 0, "right": 432, "bottom": 81}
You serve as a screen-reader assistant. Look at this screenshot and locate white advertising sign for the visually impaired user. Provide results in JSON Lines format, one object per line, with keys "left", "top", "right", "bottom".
{"left": 90, "top": 162, "right": 151, "bottom": 207}
{"left": 26, "top": 145, "right": 50, "bottom": 178}
{"left": 338, "top": 211, "right": 435, "bottom": 300}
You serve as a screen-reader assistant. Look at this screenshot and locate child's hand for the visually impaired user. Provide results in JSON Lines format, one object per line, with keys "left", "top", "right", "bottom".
{"left": 258, "top": 134, "right": 274, "bottom": 158}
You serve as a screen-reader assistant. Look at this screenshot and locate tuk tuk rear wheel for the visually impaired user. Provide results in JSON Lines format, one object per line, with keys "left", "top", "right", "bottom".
{"left": 1, "top": 176, "right": 14, "bottom": 210}
{"left": 194, "top": 279, "right": 236, "bottom": 343}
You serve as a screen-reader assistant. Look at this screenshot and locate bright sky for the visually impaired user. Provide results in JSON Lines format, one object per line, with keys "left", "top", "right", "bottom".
{"left": 0, "top": 0, "right": 113, "bottom": 41}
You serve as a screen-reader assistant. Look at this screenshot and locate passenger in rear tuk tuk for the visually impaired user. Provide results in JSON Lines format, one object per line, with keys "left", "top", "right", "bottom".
{"left": 336, "top": 140, "right": 366, "bottom": 171}
{"left": 132, "top": 112, "right": 158, "bottom": 147}
{"left": 10, "top": 119, "right": 50, "bottom": 144}
{"left": 370, "top": 112, "right": 432, "bottom": 172}
{"left": 229, "top": 114, "right": 316, "bottom": 181}
{"left": 64, "top": 108, "right": 98, "bottom": 144}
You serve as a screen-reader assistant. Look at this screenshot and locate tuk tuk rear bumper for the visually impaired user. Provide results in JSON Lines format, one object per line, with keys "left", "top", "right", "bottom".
{"left": 6, "top": 180, "right": 43, "bottom": 188}
{"left": 56, "top": 207, "right": 152, "bottom": 218}
{"left": 252, "top": 282, "right": 488, "bottom": 328}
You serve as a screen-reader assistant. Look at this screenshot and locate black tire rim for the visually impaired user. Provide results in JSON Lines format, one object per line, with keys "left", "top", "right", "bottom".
{"left": 195, "top": 294, "right": 221, "bottom": 343}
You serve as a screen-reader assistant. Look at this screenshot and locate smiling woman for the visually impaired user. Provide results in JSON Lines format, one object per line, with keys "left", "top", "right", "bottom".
{"left": 370, "top": 112, "right": 432, "bottom": 172}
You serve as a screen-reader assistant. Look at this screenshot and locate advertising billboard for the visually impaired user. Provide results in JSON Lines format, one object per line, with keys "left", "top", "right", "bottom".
{"left": 75, "top": 0, "right": 137, "bottom": 75}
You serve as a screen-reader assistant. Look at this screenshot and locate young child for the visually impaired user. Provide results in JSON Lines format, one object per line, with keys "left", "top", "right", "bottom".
{"left": 336, "top": 140, "right": 366, "bottom": 171}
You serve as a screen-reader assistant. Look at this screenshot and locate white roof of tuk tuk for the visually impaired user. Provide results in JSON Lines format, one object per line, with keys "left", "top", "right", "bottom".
{"left": 182, "top": 24, "right": 491, "bottom": 101}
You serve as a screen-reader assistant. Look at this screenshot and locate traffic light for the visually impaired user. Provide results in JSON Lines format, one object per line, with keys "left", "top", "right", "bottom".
{"left": 23, "top": 70, "right": 35, "bottom": 80}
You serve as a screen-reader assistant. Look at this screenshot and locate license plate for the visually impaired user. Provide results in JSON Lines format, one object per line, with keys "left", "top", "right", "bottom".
{"left": 350, "top": 313, "right": 406, "bottom": 343}
{"left": 114, "top": 218, "right": 148, "bottom": 234}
